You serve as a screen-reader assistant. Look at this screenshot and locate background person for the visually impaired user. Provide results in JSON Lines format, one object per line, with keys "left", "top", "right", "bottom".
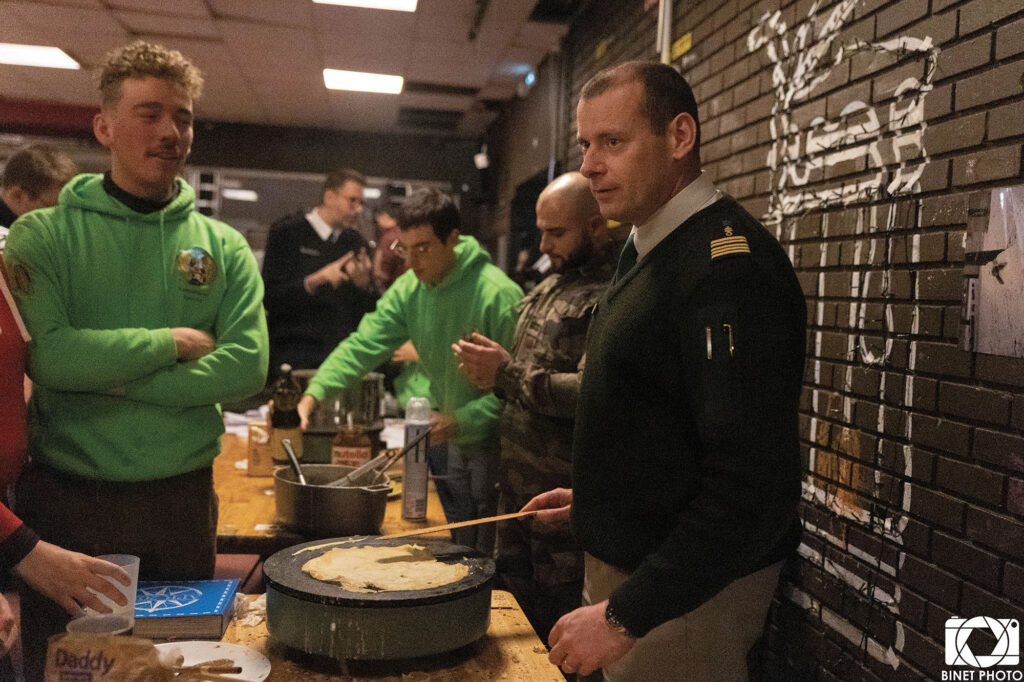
{"left": 454, "top": 171, "right": 615, "bottom": 641}
{"left": 2, "top": 203, "right": 128, "bottom": 678}
{"left": 298, "top": 188, "right": 522, "bottom": 553}
{"left": 3, "top": 40, "right": 268, "bottom": 676}
{"left": 262, "top": 167, "right": 376, "bottom": 378}
{"left": 524, "top": 61, "right": 806, "bottom": 680}
{"left": 0, "top": 144, "right": 78, "bottom": 249}
{"left": 372, "top": 208, "right": 405, "bottom": 291}
{"left": 370, "top": 208, "right": 432, "bottom": 409}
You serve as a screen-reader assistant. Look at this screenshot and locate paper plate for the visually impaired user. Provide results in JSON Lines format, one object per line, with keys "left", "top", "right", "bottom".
{"left": 154, "top": 641, "right": 270, "bottom": 681}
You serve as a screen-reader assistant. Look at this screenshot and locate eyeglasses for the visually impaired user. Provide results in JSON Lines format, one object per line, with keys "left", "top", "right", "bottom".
{"left": 392, "top": 241, "right": 433, "bottom": 260}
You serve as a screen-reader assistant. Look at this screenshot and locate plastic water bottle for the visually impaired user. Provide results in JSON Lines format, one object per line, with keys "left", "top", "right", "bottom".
{"left": 402, "top": 397, "right": 431, "bottom": 520}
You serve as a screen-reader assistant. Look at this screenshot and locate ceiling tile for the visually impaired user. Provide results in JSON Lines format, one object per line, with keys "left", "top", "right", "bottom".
{"left": 402, "top": 40, "right": 494, "bottom": 87}
{"left": 36, "top": 0, "right": 106, "bottom": 6}
{"left": 61, "top": 37, "right": 135, "bottom": 69}
{"left": 0, "top": 64, "right": 101, "bottom": 103}
{"left": 114, "top": 11, "right": 221, "bottom": 39}
{"left": 218, "top": 18, "right": 319, "bottom": 66}
{"left": 412, "top": 0, "right": 475, "bottom": 41}
{"left": 415, "top": 0, "right": 477, "bottom": 16}
{"left": 2, "top": 0, "right": 570, "bottom": 136}
{"left": 0, "top": 67, "right": 46, "bottom": 99}
{"left": 312, "top": 3, "right": 415, "bottom": 43}
{"left": 209, "top": 0, "right": 314, "bottom": 29}
{"left": 1, "top": 2, "right": 126, "bottom": 41}
{"left": 106, "top": 0, "right": 210, "bottom": 18}
{"left": 514, "top": 20, "right": 568, "bottom": 50}
{"left": 321, "top": 39, "right": 408, "bottom": 76}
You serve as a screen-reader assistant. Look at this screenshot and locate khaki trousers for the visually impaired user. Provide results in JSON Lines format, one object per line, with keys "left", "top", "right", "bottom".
{"left": 583, "top": 554, "right": 782, "bottom": 682}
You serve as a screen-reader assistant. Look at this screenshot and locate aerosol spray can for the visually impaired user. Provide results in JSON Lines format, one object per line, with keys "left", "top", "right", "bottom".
{"left": 402, "top": 397, "right": 431, "bottom": 520}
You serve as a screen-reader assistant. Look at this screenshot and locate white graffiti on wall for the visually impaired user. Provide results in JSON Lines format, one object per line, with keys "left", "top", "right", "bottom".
{"left": 748, "top": 0, "right": 939, "bottom": 227}
{"left": 747, "top": 0, "right": 941, "bottom": 672}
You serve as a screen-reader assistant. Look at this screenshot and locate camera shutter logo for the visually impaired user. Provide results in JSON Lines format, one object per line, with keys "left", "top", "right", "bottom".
{"left": 945, "top": 617, "right": 1020, "bottom": 668}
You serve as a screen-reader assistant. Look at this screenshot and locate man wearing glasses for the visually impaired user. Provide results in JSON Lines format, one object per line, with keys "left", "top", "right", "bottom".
{"left": 261, "top": 168, "right": 377, "bottom": 380}
{"left": 298, "top": 188, "right": 522, "bottom": 553}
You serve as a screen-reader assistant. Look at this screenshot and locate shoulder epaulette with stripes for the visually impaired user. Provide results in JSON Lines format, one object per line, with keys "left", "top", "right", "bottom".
{"left": 710, "top": 225, "right": 750, "bottom": 261}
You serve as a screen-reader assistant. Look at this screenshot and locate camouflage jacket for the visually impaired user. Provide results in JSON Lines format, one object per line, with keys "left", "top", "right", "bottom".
{"left": 494, "top": 240, "right": 616, "bottom": 507}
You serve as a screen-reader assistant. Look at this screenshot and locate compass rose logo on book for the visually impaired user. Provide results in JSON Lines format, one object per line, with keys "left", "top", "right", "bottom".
{"left": 136, "top": 585, "right": 202, "bottom": 613}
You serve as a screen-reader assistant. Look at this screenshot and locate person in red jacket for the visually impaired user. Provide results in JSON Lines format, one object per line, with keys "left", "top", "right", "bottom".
{"left": 1, "top": 237, "right": 128, "bottom": 665}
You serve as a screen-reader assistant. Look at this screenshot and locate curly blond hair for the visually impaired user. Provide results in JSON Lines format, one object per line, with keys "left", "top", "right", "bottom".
{"left": 99, "top": 40, "right": 203, "bottom": 107}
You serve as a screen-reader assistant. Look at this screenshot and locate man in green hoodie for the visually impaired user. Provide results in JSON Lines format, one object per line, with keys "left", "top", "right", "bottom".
{"left": 3, "top": 40, "right": 268, "bottom": 674}
{"left": 298, "top": 188, "right": 522, "bottom": 552}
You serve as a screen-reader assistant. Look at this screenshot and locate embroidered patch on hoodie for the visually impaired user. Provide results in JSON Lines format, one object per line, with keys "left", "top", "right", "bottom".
{"left": 176, "top": 247, "right": 218, "bottom": 287}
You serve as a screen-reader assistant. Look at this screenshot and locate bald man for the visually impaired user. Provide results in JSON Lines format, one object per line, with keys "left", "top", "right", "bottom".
{"left": 455, "top": 172, "right": 616, "bottom": 639}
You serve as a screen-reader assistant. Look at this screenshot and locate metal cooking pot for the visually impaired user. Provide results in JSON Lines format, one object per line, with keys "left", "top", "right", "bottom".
{"left": 275, "top": 464, "right": 389, "bottom": 537}
{"left": 263, "top": 536, "right": 494, "bottom": 660}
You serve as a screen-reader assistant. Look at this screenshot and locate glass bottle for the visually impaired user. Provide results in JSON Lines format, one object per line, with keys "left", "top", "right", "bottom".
{"left": 270, "top": 363, "right": 303, "bottom": 464}
{"left": 332, "top": 412, "right": 372, "bottom": 468}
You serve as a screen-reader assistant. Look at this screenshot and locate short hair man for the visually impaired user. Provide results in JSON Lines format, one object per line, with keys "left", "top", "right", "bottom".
{"left": 3, "top": 40, "right": 268, "bottom": 675}
{"left": 261, "top": 167, "right": 376, "bottom": 376}
{"left": 524, "top": 61, "right": 806, "bottom": 680}
{"left": 298, "top": 187, "right": 522, "bottom": 552}
{"left": 454, "top": 171, "right": 615, "bottom": 640}
{"left": 0, "top": 143, "right": 78, "bottom": 247}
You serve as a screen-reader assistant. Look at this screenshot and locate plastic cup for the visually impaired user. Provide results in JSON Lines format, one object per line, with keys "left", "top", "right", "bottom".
{"left": 81, "top": 554, "right": 139, "bottom": 630}
{"left": 66, "top": 613, "right": 132, "bottom": 636}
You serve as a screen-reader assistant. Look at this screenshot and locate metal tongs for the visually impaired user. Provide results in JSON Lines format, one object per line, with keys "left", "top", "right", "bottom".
{"left": 325, "top": 425, "right": 432, "bottom": 488}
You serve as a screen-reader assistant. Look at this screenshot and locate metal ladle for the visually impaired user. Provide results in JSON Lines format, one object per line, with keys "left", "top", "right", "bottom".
{"left": 282, "top": 438, "right": 307, "bottom": 486}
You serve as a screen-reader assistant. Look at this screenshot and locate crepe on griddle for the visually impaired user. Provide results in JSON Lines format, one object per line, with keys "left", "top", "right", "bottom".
{"left": 302, "top": 543, "right": 468, "bottom": 593}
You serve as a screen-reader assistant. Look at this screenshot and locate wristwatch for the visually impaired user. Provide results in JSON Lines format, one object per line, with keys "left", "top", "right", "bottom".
{"left": 604, "top": 603, "right": 633, "bottom": 638}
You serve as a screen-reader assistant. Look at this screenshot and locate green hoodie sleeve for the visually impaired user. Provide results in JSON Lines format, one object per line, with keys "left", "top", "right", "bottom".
{"left": 452, "top": 278, "right": 521, "bottom": 447}
{"left": 3, "top": 215, "right": 178, "bottom": 392}
{"left": 305, "top": 282, "right": 410, "bottom": 404}
{"left": 121, "top": 236, "right": 269, "bottom": 406}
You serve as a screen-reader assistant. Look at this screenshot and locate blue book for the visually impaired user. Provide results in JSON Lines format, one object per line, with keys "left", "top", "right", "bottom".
{"left": 133, "top": 578, "right": 238, "bottom": 639}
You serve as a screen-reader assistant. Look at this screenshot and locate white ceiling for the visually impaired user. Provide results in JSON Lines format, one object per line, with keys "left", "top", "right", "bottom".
{"left": 0, "top": 0, "right": 570, "bottom": 136}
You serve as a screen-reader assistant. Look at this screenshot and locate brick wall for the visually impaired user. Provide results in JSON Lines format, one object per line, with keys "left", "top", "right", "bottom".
{"left": 535, "top": 0, "right": 1024, "bottom": 679}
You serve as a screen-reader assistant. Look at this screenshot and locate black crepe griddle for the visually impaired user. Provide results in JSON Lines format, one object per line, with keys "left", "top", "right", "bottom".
{"left": 263, "top": 536, "right": 495, "bottom": 660}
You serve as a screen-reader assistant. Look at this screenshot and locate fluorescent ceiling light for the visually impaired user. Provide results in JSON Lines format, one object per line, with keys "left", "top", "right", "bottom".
{"left": 313, "top": 0, "right": 417, "bottom": 11}
{"left": 323, "top": 68, "right": 403, "bottom": 94}
{"left": 0, "top": 43, "right": 79, "bottom": 69}
{"left": 221, "top": 188, "right": 259, "bottom": 202}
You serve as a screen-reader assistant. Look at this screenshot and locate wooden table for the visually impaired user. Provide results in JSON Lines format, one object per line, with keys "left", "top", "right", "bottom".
{"left": 215, "top": 434, "right": 448, "bottom": 556}
{"left": 214, "top": 436, "right": 560, "bottom": 679}
{"left": 223, "top": 591, "right": 562, "bottom": 681}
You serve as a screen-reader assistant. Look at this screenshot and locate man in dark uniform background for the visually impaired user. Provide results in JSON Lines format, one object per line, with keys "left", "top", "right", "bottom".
{"left": 524, "top": 61, "right": 806, "bottom": 680}
{"left": 454, "top": 171, "right": 615, "bottom": 641}
{"left": 261, "top": 167, "right": 377, "bottom": 376}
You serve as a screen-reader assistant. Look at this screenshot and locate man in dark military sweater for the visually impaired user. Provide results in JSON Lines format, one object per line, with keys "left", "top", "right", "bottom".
{"left": 524, "top": 61, "right": 806, "bottom": 680}
{"left": 262, "top": 167, "right": 377, "bottom": 376}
